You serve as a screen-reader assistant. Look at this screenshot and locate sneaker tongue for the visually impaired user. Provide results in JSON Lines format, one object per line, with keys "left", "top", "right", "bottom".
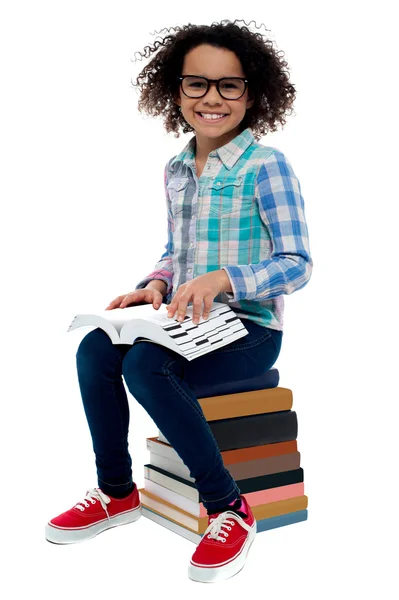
{"left": 208, "top": 497, "right": 248, "bottom": 518}
{"left": 224, "top": 498, "right": 247, "bottom": 519}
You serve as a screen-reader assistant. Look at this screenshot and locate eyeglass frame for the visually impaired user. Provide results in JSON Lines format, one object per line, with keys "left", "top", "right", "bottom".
{"left": 177, "top": 75, "right": 249, "bottom": 100}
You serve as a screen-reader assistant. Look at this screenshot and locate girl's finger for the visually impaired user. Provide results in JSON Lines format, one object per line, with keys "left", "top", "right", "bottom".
{"left": 120, "top": 293, "right": 132, "bottom": 308}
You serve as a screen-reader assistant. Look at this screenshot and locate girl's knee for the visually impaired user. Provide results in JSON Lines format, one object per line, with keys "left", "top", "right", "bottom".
{"left": 76, "top": 328, "right": 116, "bottom": 366}
{"left": 122, "top": 343, "right": 176, "bottom": 395}
{"left": 122, "top": 344, "right": 150, "bottom": 386}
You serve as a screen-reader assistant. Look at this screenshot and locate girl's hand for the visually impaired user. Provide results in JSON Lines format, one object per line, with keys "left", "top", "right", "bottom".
{"left": 105, "top": 288, "right": 164, "bottom": 310}
{"left": 166, "top": 271, "right": 228, "bottom": 325}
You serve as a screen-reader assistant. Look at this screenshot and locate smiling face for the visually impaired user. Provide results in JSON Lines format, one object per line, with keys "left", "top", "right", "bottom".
{"left": 175, "top": 44, "right": 254, "bottom": 153}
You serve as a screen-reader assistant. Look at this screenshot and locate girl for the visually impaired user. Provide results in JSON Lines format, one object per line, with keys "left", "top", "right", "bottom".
{"left": 45, "top": 20, "right": 313, "bottom": 583}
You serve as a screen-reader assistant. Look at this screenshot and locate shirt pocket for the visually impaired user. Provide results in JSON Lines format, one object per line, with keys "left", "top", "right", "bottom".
{"left": 167, "top": 178, "right": 189, "bottom": 216}
{"left": 209, "top": 176, "right": 249, "bottom": 216}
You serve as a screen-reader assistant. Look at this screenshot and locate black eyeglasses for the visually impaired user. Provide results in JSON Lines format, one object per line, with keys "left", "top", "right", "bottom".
{"left": 178, "top": 75, "right": 248, "bottom": 100}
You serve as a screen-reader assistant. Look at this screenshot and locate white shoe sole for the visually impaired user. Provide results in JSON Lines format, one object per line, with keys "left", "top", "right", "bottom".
{"left": 188, "top": 521, "right": 257, "bottom": 583}
{"left": 45, "top": 504, "right": 142, "bottom": 545}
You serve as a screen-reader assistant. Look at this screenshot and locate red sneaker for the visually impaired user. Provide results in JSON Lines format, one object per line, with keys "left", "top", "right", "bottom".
{"left": 45, "top": 486, "right": 141, "bottom": 544}
{"left": 188, "top": 495, "right": 257, "bottom": 583}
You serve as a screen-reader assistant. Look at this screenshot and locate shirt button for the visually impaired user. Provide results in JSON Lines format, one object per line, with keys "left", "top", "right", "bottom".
{"left": 191, "top": 214, "right": 195, "bottom": 219}
{"left": 216, "top": 182, "right": 221, "bottom": 186}
{"left": 189, "top": 242, "right": 194, "bottom": 247}
{"left": 187, "top": 268, "right": 192, "bottom": 273}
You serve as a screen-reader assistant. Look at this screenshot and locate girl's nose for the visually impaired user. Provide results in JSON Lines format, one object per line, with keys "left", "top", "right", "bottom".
{"left": 203, "top": 82, "right": 223, "bottom": 102}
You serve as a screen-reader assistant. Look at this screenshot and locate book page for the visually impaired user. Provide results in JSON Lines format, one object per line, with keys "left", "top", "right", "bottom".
{"left": 151, "top": 303, "right": 249, "bottom": 361}
{"left": 79, "top": 304, "right": 170, "bottom": 335}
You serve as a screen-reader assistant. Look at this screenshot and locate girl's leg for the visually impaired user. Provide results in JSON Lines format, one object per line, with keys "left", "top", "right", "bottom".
{"left": 123, "top": 319, "right": 282, "bottom": 513}
{"left": 75, "top": 328, "right": 134, "bottom": 497}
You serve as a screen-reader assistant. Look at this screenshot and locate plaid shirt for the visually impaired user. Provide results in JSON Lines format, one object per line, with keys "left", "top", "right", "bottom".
{"left": 135, "top": 127, "right": 313, "bottom": 330}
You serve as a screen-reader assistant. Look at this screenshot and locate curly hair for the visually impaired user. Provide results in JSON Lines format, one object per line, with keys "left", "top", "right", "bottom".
{"left": 131, "top": 19, "right": 297, "bottom": 140}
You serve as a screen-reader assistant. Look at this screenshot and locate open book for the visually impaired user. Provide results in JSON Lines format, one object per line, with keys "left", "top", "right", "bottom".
{"left": 67, "top": 302, "right": 249, "bottom": 361}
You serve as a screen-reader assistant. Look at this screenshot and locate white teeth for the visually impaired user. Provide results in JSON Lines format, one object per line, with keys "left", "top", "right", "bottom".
{"left": 200, "top": 113, "right": 226, "bottom": 120}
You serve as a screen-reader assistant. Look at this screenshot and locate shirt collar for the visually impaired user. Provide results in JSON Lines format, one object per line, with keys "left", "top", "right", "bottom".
{"left": 170, "top": 127, "right": 255, "bottom": 172}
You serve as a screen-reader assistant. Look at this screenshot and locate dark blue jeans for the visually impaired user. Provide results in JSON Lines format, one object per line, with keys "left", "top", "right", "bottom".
{"left": 75, "top": 316, "right": 282, "bottom": 513}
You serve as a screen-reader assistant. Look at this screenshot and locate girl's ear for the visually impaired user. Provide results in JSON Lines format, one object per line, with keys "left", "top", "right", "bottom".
{"left": 246, "top": 97, "right": 254, "bottom": 110}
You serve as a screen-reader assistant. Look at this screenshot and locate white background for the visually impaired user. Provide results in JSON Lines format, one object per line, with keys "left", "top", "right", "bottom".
{"left": 1, "top": 1, "right": 398, "bottom": 597}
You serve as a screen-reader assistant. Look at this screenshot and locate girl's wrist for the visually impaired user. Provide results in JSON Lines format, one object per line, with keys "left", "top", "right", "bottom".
{"left": 145, "top": 279, "right": 168, "bottom": 295}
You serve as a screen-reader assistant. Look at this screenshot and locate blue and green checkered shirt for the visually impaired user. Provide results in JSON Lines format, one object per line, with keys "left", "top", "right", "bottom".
{"left": 135, "top": 127, "right": 313, "bottom": 330}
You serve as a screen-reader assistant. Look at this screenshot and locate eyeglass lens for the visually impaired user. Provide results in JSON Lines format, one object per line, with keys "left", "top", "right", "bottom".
{"left": 182, "top": 77, "right": 245, "bottom": 99}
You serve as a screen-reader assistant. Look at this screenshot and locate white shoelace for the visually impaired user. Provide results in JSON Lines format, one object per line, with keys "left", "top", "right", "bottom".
{"left": 204, "top": 509, "right": 253, "bottom": 542}
{"left": 73, "top": 488, "right": 111, "bottom": 520}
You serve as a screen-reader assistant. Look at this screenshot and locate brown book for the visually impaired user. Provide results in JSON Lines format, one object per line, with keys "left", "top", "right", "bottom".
{"left": 197, "top": 386, "right": 293, "bottom": 421}
{"left": 139, "top": 488, "right": 308, "bottom": 534}
{"left": 222, "top": 440, "right": 297, "bottom": 464}
{"left": 147, "top": 436, "right": 298, "bottom": 465}
{"left": 227, "top": 452, "right": 301, "bottom": 480}
{"left": 147, "top": 450, "right": 301, "bottom": 482}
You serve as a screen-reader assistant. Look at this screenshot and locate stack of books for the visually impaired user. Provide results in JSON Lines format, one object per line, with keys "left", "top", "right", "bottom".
{"left": 139, "top": 367, "right": 308, "bottom": 543}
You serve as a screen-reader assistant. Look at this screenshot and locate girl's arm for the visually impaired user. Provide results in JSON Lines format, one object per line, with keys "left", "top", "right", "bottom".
{"left": 222, "top": 150, "right": 313, "bottom": 302}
